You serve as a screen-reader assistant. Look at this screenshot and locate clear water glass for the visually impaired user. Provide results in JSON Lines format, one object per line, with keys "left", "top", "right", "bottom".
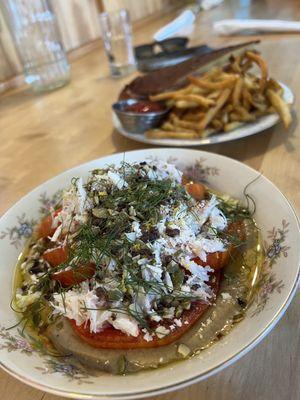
{"left": 1, "top": 0, "right": 70, "bottom": 92}
{"left": 99, "top": 9, "right": 136, "bottom": 78}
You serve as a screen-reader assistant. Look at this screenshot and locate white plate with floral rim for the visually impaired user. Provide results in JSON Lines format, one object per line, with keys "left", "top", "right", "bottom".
{"left": 113, "top": 83, "right": 294, "bottom": 147}
{"left": 0, "top": 148, "right": 299, "bottom": 399}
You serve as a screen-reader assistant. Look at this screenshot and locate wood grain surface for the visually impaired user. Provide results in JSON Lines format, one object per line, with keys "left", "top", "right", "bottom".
{"left": 0, "top": 1, "right": 299, "bottom": 399}
{"left": 102, "top": 0, "right": 172, "bottom": 21}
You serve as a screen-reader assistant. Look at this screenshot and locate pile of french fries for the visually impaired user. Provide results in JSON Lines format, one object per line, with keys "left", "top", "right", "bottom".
{"left": 147, "top": 51, "right": 292, "bottom": 140}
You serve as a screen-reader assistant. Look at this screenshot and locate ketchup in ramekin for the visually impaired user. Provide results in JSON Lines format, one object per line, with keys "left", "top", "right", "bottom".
{"left": 123, "top": 101, "right": 165, "bottom": 113}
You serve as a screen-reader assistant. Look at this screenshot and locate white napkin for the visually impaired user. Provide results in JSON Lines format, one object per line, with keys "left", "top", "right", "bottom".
{"left": 153, "top": 9, "right": 196, "bottom": 41}
{"left": 200, "top": 0, "right": 224, "bottom": 11}
{"left": 214, "top": 19, "right": 300, "bottom": 36}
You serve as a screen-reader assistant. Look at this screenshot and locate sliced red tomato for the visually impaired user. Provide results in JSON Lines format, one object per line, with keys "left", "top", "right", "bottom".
{"left": 70, "top": 272, "right": 220, "bottom": 349}
{"left": 43, "top": 246, "right": 68, "bottom": 267}
{"left": 37, "top": 214, "right": 56, "bottom": 238}
{"left": 227, "top": 220, "right": 246, "bottom": 242}
{"left": 193, "top": 221, "right": 246, "bottom": 270}
{"left": 37, "top": 209, "right": 62, "bottom": 239}
{"left": 193, "top": 248, "right": 232, "bottom": 270}
{"left": 52, "top": 262, "right": 96, "bottom": 287}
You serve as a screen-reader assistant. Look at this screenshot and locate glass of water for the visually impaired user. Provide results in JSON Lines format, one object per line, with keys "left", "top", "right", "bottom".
{"left": 1, "top": 0, "right": 70, "bottom": 93}
{"left": 99, "top": 9, "right": 136, "bottom": 78}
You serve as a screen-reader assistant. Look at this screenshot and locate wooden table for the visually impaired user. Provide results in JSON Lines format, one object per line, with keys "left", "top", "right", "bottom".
{"left": 0, "top": 0, "right": 299, "bottom": 399}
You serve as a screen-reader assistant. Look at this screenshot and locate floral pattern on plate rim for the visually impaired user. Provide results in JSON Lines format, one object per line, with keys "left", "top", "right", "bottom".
{"left": 0, "top": 214, "right": 37, "bottom": 248}
{"left": 0, "top": 326, "right": 93, "bottom": 383}
{"left": 0, "top": 190, "right": 63, "bottom": 249}
{"left": 0, "top": 159, "right": 291, "bottom": 381}
{"left": 251, "top": 219, "right": 289, "bottom": 316}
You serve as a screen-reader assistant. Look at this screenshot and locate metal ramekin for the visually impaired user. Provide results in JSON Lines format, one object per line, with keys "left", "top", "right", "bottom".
{"left": 112, "top": 99, "right": 169, "bottom": 134}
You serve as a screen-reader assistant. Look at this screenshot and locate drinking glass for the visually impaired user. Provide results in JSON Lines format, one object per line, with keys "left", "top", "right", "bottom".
{"left": 99, "top": 9, "right": 136, "bottom": 78}
{"left": 1, "top": 0, "right": 70, "bottom": 92}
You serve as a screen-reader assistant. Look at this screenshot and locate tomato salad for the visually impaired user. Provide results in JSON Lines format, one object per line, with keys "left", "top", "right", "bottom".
{"left": 13, "top": 161, "right": 261, "bottom": 373}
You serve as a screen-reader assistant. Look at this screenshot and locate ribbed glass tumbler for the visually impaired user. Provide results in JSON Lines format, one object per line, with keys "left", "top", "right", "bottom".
{"left": 1, "top": 0, "right": 70, "bottom": 92}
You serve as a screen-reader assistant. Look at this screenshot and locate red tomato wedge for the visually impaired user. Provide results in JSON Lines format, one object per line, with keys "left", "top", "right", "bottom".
{"left": 70, "top": 272, "right": 220, "bottom": 349}
{"left": 37, "top": 209, "right": 61, "bottom": 239}
{"left": 193, "top": 221, "right": 246, "bottom": 270}
{"left": 37, "top": 214, "right": 56, "bottom": 238}
{"left": 43, "top": 246, "right": 68, "bottom": 267}
{"left": 185, "top": 182, "right": 206, "bottom": 201}
{"left": 52, "top": 263, "right": 96, "bottom": 287}
{"left": 227, "top": 220, "right": 246, "bottom": 241}
{"left": 193, "top": 248, "right": 232, "bottom": 270}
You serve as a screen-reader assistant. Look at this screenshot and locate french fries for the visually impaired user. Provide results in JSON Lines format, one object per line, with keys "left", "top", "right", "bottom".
{"left": 175, "top": 100, "right": 199, "bottom": 109}
{"left": 183, "top": 111, "right": 205, "bottom": 121}
{"left": 169, "top": 113, "right": 202, "bottom": 131}
{"left": 224, "top": 121, "right": 244, "bottom": 132}
{"left": 188, "top": 74, "right": 237, "bottom": 90}
{"left": 232, "top": 77, "right": 243, "bottom": 106}
{"left": 146, "top": 129, "right": 199, "bottom": 139}
{"left": 146, "top": 50, "right": 292, "bottom": 140}
{"left": 174, "top": 94, "right": 215, "bottom": 107}
{"left": 198, "top": 88, "right": 232, "bottom": 131}
{"left": 266, "top": 89, "right": 292, "bottom": 129}
{"left": 149, "top": 86, "right": 193, "bottom": 101}
{"left": 150, "top": 91, "right": 214, "bottom": 107}
{"left": 245, "top": 51, "right": 268, "bottom": 92}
